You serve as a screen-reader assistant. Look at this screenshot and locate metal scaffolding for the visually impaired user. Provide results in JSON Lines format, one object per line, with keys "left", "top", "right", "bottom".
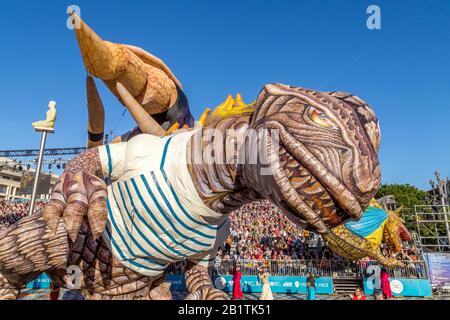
{"left": 415, "top": 205, "right": 450, "bottom": 252}
{"left": 0, "top": 147, "right": 86, "bottom": 158}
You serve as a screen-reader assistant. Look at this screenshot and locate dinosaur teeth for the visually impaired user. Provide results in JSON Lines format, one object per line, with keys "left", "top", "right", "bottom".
{"left": 287, "top": 160, "right": 299, "bottom": 169}
{"left": 286, "top": 169, "right": 294, "bottom": 178}
{"left": 305, "top": 200, "right": 316, "bottom": 208}
{"left": 290, "top": 176, "right": 309, "bottom": 189}
{"left": 323, "top": 200, "right": 335, "bottom": 208}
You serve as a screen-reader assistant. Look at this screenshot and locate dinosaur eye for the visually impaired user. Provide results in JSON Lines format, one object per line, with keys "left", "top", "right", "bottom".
{"left": 307, "top": 106, "right": 337, "bottom": 129}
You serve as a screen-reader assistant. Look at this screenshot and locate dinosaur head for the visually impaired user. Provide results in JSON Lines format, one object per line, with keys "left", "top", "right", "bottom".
{"left": 243, "top": 84, "right": 381, "bottom": 234}
{"left": 383, "top": 207, "right": 412, "bottom": 253}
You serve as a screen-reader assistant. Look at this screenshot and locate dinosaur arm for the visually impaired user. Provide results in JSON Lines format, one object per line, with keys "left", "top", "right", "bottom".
{"left": 42, "top": 147, "right": 109, "bottom": 241}
{"left": 86, "top": 76, "right": 105, "bottom": 149}
{"left": 325, "top": 227, "right": 404, "bottom": 268}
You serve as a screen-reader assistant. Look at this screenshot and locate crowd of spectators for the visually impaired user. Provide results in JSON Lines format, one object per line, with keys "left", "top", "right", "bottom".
{"left": 215, "top": 200, "right": 422, "bottom": 270}
{"left": 381, "top": 243, "right": 420, "bottom": 262}
{"left": 217, "top": 200, "right": 346, "bottom": 262}
{"left": 0, "top": 200, "right": 46, "bottom": 230}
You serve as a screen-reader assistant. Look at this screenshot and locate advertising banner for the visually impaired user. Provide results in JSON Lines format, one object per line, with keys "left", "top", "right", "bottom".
{"left": 26, "top": 273, "right": 51, "bottom": 289}
{"left": 166, "top": 275, "right": 334, "bottom": 294}
{"left": 363, "top": 277, "right": 432, "bottom": 297}
{"left": 424, "top": 252, "right": 450, "bottom": 287}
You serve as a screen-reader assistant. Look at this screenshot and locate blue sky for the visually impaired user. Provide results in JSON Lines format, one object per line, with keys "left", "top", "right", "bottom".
{"left": 0, "top": 0, "right": 448, "bottom": 189}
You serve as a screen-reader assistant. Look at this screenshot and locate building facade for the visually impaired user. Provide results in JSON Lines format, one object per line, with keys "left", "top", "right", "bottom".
{"left": 0, "top": 157, "right": 58, "bottom": 201}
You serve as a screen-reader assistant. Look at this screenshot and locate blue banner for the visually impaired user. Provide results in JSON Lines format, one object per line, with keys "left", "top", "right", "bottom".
{"left": 166, "top": 274, "right": 187, "bottom": 291}
{"left": 166, "top": 275, "right": 333, "bottom": 294}
{"left": 363, "top": 278, "right": 432, "bottom": 297}
{"left": 27, "top": 273, "right": 334, "bottom": 295}
{"left": 26, "top": 273, "right": 51, "bottom": 289}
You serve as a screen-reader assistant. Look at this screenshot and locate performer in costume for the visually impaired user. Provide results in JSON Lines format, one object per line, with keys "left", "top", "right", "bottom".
{"left": 306, "top": 272, "right": 316, "bottom": 300}
{"left": 380, "top": 268, "right": 393, "bottom": 299}
{"left": 259, "top": 268, "right": 273, "bottom": 300}
{"left": 232, "top": 266, "right": 243, "bottom": 300}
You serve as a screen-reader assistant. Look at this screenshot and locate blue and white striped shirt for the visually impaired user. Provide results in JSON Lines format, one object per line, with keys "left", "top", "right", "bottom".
{"left": 98, "top": 130, "right": 229, "bottom": 276}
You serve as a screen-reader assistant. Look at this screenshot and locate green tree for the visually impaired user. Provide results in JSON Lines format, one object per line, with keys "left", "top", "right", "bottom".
{"left": 376, "top": 184, "right": 430, "bottom": 232}
{"left": 376, "top": 183, "right": 429, "bottom": 208}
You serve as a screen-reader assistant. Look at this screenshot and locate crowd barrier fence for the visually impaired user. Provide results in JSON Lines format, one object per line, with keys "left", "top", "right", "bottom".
{"left": 167, "top": 259, "right": 429, "bottom": 279}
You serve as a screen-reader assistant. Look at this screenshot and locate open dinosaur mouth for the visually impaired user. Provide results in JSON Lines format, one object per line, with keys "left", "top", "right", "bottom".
{"left": 259, "top": 120, "right": 370, "bottom": 233}
{"left": 275, "top": 145, "right": 351, "bottom": 233}
{"left": 278, "top": 147, "right": 349, "bottom": 227}
{"left": 263, "top": 123, "right": 369, "bottom": 234}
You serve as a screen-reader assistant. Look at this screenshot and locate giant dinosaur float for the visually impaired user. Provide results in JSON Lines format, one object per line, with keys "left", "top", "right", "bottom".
{"left": 0, "top": 11, "right": 382, "bottom": 300}
{"left": 325, "top": 200, "right": 412, "bottom": 268}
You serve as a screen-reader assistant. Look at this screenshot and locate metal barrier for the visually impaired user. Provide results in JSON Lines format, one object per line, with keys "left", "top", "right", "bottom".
{"left": 166, "top": 259, "right": 429, "bottom": 279}
{"left": 213, "top": 259, "right": 333, "bottom": 277}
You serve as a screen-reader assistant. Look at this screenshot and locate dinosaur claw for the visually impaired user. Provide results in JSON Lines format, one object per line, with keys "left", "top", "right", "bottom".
{"left": 42, "top": 202, "right": 64, "bottom": 234}
{"left": 63, "top": 204, "right": 86, "bottom": 242}
{"left": 67, "top": 231, "right": 79, "bottom": 243}
{"left": 87, "top": 204, "right": 108, "bottom": 241}
{"left": 46, "top": 219, "right": 60, "bottom": 236}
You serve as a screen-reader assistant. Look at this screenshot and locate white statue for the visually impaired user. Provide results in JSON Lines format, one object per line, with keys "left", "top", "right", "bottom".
{"left": 32, "top": 101, "right": 57, "bottom": 131}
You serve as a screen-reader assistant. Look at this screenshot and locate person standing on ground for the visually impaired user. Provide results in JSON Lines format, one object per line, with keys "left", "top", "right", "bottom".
{"left": 232, "top": 265, "right": 244, "bottom": 300}
{"left": 306, "top": 272, "right": 316, "bottom": 300}
{"left": 380, "top": 268, "right": 393, "bottom": 299}
{"left": 225, "top": 235, "right": 233, "bottom": 255}
{"left": 259, "top": 268, "right": 273, "bottom": 300}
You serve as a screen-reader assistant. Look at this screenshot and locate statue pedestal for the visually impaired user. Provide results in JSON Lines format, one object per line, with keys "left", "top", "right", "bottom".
{"left": 33, "top": 127, "right": 55, "bottom": 134}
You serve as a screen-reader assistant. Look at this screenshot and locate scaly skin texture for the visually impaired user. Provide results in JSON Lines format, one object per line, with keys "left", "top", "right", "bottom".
{"left": 0, "top": 212, "right": 171, "bottom": 300}
{"left": 323, "top": 207, "right": 412, "bottom": 268}
{"left": 0, "top": 84, "right": 382, "bottom": 300}
{"left": 383, "top": 207, "right": 412, "bottom": 253}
